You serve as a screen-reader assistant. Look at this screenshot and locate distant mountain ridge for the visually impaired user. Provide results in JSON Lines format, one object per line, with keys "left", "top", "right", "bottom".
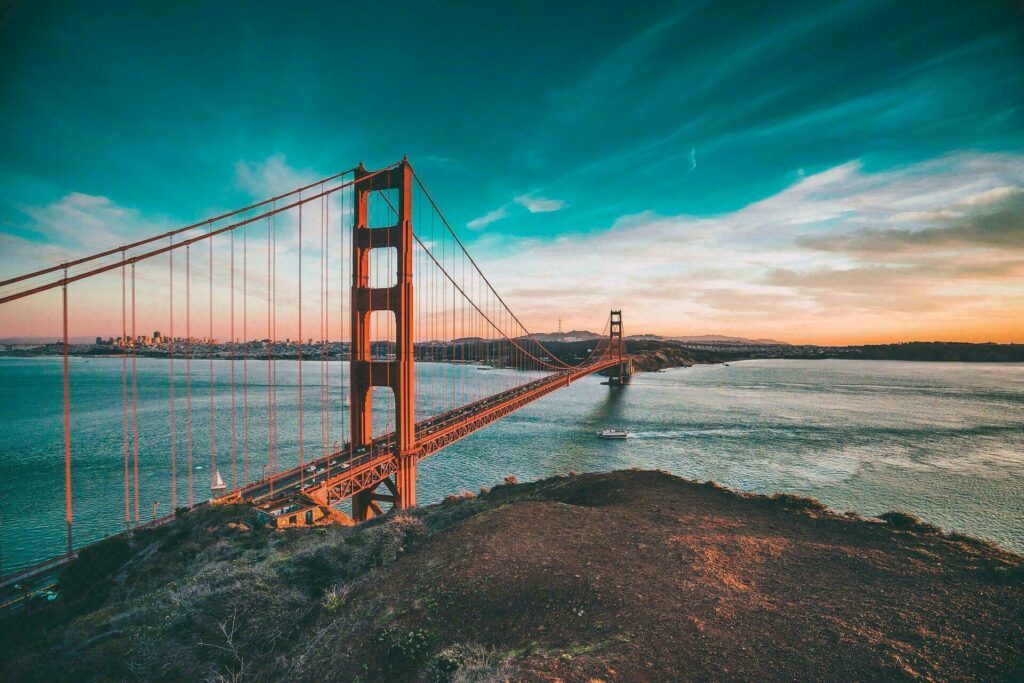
{"left": 528, "top": 331, "right": 790, "bottom": 346}
{"left": 527, "top": 330, "right": 605, "bottom": 342}
{"left": 630, "top": 334, "right": 790, "bottom": 346}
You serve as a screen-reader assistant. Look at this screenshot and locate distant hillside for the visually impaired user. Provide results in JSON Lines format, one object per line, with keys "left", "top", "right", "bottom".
{"left": 0, "top": 336, "right": 96, "bottom": 345}
{"left": 529, "top": 331, "right": 790, "bottom": 346}
{"left": 527, "top": 330, "right": 604, "bottom": 343}
{"left": 821, "top": 342, "right": 1024, "bottom": 363}
{"left": 3, "top": 470, "right": 1021, "bottom": 682}
{"left": 629, "top": 334, "right": 790, "bottom": 346}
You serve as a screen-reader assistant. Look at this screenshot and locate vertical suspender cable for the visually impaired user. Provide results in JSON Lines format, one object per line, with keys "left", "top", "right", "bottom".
{"left": 384, "top": 193, "right": 390, "bottom": 436}
{"left": 121, "top": 258, "right": 130, "bottom": 528}
{"left": 231, "top": 230, "right": 237, "bottom": 490}
{"left": 186, "top": 246, "right": 194, "bottom": 508}
{"left": 341, "top": 181, "right": 349, "bottom": 467}
{"left": 298, "top": 201, "right": 304, "bottom": 476}
{"left": 131, "top": 262, "right": 139, "bottom": 524}
{"left": 266, "top": 213, "right": 272, "bottom": 478}
{"left": 209, "top": 235, "right": 216, "bottom": 490}
{"left": 169, "top": 240, "right": 176, "bottom": 510}
{"left": 272, "top": 204, "right": 278, "bottom": 473}
{"left": 62, "top": 272, "right": 72, "bottom": 556}
{"left": 243, "top": 218, "right": 250, "bottom": 484}
{"left": 323, "top": 191, "right": 329, "bottom": 454}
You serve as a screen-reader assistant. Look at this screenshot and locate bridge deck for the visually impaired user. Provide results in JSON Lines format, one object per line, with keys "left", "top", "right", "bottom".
{"left": 220, "top": 356, "right": 624, "bottom": 509}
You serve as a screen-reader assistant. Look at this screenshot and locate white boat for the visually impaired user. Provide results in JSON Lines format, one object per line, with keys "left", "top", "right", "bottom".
{"left": 211, "top": 470, "right": 226, "bottom": 491}
{"left": 597, "top": 429, "right": 629, "bottom": 439}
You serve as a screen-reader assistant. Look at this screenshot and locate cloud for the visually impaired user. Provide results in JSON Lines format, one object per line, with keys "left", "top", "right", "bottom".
{"left": 959, "top": 186, "right": 1018, "bottom": 207}
{"left": 469, "top": 151, "right": 1024, "bottom": 343}
{"left": 798, "top": 189, "right": 1024, "bottom": 254}
{"left": 1, "top": 155, "right": 354, "bottom": 340}
{"left": 5, "top": 152, "right": 1024, "bottom": 345}
{"left": 513, "top": 194, "right": 567, "bottom": 214}
{"left": 2, "top": 192, "right": 171, "bottom": 279}
{"left": 235, "top": 154, "right": 318, "bottom": 198}
{"left": 467, "top": 206, "right": 508, "bottom": 230}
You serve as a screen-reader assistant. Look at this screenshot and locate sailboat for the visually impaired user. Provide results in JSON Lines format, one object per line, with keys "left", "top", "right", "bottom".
{"left": 211, "top": 469, "right": 226, "bottom": 491}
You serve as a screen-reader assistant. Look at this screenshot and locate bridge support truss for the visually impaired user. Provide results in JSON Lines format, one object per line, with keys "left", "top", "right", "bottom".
{"left": 351, "top": 160, "right": 416, "bottom": 521}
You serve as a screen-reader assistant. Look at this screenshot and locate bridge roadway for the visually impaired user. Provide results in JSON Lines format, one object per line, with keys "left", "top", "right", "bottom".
{"left": 220, "top": 356, "right": 624, "bottom": 508}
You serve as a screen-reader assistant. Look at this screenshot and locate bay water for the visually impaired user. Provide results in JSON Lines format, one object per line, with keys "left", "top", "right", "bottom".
{"left": 1, "top": 357, "right": 1022, "bottom": 572}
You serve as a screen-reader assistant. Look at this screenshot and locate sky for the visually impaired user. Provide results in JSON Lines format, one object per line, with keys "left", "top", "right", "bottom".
{"left": 1, "top": 0, "right": 1023, "bottom": 344}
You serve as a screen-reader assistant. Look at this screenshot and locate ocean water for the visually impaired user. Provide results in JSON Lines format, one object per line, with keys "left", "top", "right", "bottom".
{"left": 1, "top": 357, "right": 1022, "bottom": 572}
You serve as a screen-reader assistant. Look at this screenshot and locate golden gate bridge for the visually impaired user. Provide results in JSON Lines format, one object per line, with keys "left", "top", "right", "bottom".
{"left": 0, "top": 158, "right": 630, "bottom": 586}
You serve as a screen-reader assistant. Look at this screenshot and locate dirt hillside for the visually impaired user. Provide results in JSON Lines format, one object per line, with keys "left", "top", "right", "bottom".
{"left": 2, "top": 469, "right": 1021, "bottom": 681}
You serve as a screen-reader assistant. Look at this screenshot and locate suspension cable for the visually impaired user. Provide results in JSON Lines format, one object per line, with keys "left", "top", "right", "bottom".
{"left": 411, "top": 169, "right": 584, "bottom": 369}
{"left": 0, "top": 166, "right": 399, "bottom": 306}
{"left": 378, "top": 187, "right": 604, "bottom": 373}
{"left": 0, "top": 167, "right": 362, "bottom": 289}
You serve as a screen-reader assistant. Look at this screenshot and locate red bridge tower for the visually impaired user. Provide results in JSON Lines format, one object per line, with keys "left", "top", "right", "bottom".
{"left": 608, "top": 309, "right": 630, "bottom": 385}
{"left": 350, "top": 160, "right": 417, "bottom": 521}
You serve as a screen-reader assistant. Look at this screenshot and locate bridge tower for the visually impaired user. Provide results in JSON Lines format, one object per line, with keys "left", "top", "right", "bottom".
{"left": 608, "top": 309, "right": 630, "bottom": 385}
{"left": 350, "top": 160, "right": 416, "bottom": 521}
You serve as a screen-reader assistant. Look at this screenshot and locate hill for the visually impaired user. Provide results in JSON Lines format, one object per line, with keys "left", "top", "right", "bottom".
{"left": 526, "top": 330, "right": 605, "bottom": 343}
{"left": 2, "top": 470, "right": 1021, "bottom": 681}
{"left": 629, "top": 334, "right": 790, "bottom": 346}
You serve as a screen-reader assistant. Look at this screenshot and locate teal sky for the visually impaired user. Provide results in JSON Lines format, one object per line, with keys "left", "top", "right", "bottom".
{"left": 2, "top": 1, "right": 1023, "bottom": 343}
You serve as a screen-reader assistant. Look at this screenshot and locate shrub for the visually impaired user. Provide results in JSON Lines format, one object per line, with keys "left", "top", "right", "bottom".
{"left": 58, "top": 535, "right": 133, "bottom": 605}
{"left": 768, "top": 493, "right": 828, "bottom": 512}
{"left": 878, "top": 511, "right": 940, "bottom": 532}
{"left": 444, "top": 490, "right": 476, "bottom": 504}
{"left": 427, "top": 643, "right": 511, "bottom": 683}
{"left": 364, "top": 514, "right": 428, "bottom": 568}
{"left": 378, "top": 628, "right": 433, "bottom": 664}
{"left": 322, "top": 583, "right": 351, "bottom": 612}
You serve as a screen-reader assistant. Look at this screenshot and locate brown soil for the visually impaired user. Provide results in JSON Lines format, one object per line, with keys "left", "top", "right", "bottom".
{"left": 337, "top": 471, "right": 1023, "bottom": 681}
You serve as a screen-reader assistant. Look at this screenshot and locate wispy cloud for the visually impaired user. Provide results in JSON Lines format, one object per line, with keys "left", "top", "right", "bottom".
{"left": 799, "top": 189, "right": 1024, "bottom": 254}
{"left": 4, "top": 152, "right": 1023, "bottom": 344}
{"left": 472, "top": 152, "right": 1024, "bottom": 343}
{"left": 1, "top": 156, "right": 351, "bottom": 339}
{"left": 235, "top": 154, "right": 317, "bottom": 198}
{"left": 467, "top": 206, "right": 508, "bottom": 230}
{"left": 513, "top": 194, "right": 567, "bottom": 213}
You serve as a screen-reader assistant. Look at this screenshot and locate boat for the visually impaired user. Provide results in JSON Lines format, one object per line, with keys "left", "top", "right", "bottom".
{"left": 597, "top": 429, "right": 629, "bottom": 439}
{"left": 210, "top": 470, "right": 226, "bottom": 491}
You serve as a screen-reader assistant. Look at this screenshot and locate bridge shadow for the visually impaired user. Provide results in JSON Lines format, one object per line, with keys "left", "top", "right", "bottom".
{"left": 537, "top": 381, "right": 631, "bottom": 474}
{"left": 584, "top": 383, "right": 629, "bottom": 428}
